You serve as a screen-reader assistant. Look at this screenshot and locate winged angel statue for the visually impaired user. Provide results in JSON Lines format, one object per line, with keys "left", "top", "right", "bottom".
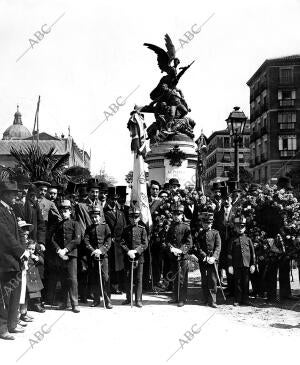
{"left": 141, "top": 34, "right": 196, "bottom": 142}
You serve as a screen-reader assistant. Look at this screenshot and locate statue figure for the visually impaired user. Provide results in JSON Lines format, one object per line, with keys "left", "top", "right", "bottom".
{"left": 142, "top": 34, "right": 196, "bottom": 142}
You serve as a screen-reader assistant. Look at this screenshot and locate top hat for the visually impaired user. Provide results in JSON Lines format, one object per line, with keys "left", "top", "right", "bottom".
{"left": 107, "top": 186, "right": 119, "bottom": 198}
{"left": 98, "top": 182, "right": 108, "bottom": 193}
{"left": 168, "top": 178, "right": 180, "bottom": 187}
{"left": 0, "top": 181, "right": 19, "bottom": 192}
{"left": 116, "top": 186, "right": 128, "bottom": 197}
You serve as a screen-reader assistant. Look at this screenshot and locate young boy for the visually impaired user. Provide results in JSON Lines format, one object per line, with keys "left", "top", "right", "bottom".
{"left": 120, "top": 207, "right": 148, "bottom": 308}
{"left": 227, "top": 216, "right": 256, "bottom": 306}
{"left": 26, "top": 240, "right": 45, "bottom": 313}
{"left": 166, "top": 204, "right": 192, "bottom": 307}
{"left": 84, "top": 206, "right": 112, "bottom": 308}
{"left": 49, "top": 200, "right": 81, "bottom": 313}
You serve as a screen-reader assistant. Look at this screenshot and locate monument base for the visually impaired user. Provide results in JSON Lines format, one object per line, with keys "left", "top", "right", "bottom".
{"left": 146, "top": 133, "right": 197, "bottom": 188}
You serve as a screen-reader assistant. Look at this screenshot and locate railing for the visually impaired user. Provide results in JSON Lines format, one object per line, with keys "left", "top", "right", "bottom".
{"left": 279, "top": 100, "right": 295, "bottom": 107}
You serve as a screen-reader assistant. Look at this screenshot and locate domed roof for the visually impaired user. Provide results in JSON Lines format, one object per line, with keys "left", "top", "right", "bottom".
{"left": 3, "top": 106, "right": 32, "bottom": 140}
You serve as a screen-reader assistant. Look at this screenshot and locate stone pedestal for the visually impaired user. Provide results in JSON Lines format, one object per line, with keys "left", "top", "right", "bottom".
{"left": 146, "top": 133, "right": 197, "bottom": 187}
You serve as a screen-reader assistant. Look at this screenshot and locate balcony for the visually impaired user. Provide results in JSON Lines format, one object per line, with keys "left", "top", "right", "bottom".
{"left": 280, "top": 150, "right": 297, "bottom": 158}
{"left": 279, "top": 100, "right": 295, "bottom": 107}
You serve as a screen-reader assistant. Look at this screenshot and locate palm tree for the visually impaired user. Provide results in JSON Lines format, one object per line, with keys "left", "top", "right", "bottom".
{"left": 0, "top": 144, "right": 70, "bottom": 184}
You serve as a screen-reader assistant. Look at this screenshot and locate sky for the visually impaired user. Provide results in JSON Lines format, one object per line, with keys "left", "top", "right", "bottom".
{"left": 1, "top": 0, "right": 300, "bottom": 184}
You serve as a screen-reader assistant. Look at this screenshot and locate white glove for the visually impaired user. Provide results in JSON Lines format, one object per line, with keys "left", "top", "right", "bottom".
{"left": 39, "top": 244, "right": 46, "bottom": 252}
{"left": 207, "top": 257, "right": 216, "bottom": 265}
{"left": 228, "top": 266, "right": 234, "bottom": 275}
{"left": 58, "top": 249, "right": 68, "bottom": 258}
{"left": 92, "top": 249, "right": 102, "bottom": 258}
{"left": 128, "top": 250, "right": 136, "bottom": 259}
{"left": 250, "top": 265, "right": 256, "bottom": 274}
{"left": 171, "top": 247, "right": 182, "bottom": 256}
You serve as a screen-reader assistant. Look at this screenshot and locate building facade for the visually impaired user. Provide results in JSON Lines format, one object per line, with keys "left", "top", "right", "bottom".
{"left": 0, "top": 106, "right": 90, "bottom": 170}
{"left": 247, "top": 55, "right": 300, "bottom": 184}
{"left": 204, "top": 124, "right": 250, "bottom": 185}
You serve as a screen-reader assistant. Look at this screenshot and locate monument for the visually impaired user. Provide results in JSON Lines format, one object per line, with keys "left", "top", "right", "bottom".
{"left": 141, "top": 34, "right": 197, "bottom": 187}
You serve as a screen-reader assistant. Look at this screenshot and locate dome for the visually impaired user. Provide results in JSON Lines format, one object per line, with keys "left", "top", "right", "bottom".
{"left": 2, "top": 106, "right": 32, "bottom": 140}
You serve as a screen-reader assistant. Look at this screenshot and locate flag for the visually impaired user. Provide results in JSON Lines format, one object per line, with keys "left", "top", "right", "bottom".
{"left": 128, "top": 107, "right": 152, "bottom": 228}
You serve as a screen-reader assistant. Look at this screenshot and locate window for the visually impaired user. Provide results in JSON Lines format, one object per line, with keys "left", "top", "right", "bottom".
{"left": 278, "top": 135, "right": 297, "bottom": 154}
{"left": 278, "top": 89, "right": 296, "bottom": 106}
{"left": 223, "top": 137, "right": 230, "bottom": 148}
{"left": 280, "top": 68, "right": 293, "bottom": 84}
{"left": 278, "top": 112, "right": 296, "bottom": 129}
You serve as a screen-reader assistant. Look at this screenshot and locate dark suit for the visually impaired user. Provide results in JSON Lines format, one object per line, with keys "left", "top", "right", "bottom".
{"left": 84, "top": 223, "right": 112, "bottom": 304}
{"left": 194, "top": 228, "right": 221, "bottom": 304}
{"left": 166, "top": 222, "right": 193, "bottom": 303}
{"left": 0, "top": 202, "right": 24, "bottom": 333}
{"left": 48, "top": 219, "right": 81, "bottom": 307}
{"left": 228, "top": 234, "right": 255, "bottom": 303}
{"left": 104, "top": 205, "right": 127, "bottom": 291}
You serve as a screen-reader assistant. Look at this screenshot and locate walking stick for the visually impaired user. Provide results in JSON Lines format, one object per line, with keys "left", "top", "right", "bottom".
{"left": 177, "top": 257, "right": 181, "bottom": 303}
{"left": 97, "top": 258, "right": 106, "bottom": 309}
{"left": 0, "top": 282, "right": 6, "bottom": 310}
{"left": 130, "top": 259, "right": 135, "bottom": 308}
{"left": 213, "top": 262, "right": 226, "bottom": 301}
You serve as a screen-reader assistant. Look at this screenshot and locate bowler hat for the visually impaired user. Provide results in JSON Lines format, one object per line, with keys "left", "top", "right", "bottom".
{"left": 0, "top": 181, "right": 19, "bottom": 192}
{"left": 33, "top": 180, "right": 51, "bottom": 188}
{"left": 168, "top": 178, "right": 180, "bottom": 187}
{"left": 27, "top": 184, "right": 38, "bottom": 195}
{"left": 87, "top": 178, "right": 100, "bottom": 190}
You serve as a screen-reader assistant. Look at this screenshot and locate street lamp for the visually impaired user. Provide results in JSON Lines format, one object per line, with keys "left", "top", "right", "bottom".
{"left": 226, "top": 106, "right": 247, "bottom": 186}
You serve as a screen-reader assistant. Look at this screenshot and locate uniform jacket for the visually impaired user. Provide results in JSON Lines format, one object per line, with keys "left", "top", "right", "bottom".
{"left": 120, "top": 224, "right": 148, "bottom": 263}
{"left": 165, "top": 221, "right": 193, "bottom": 258}
{"left": 84, "top": 223, "right": 112, "bottom": 258}
{"left": 51, "top": 219, "right": 81, "bottom": 258}
{"left": 227, "top": 233, "right": 255, "bottom": 268}
{"left": 23, "top": 200, "right": 46, "bottom": 243}
{"left": 0, "top": 202, "right": 24, "bottom": 273}
{"left": 194, "top": 228, "right": 222, "bottom": 262}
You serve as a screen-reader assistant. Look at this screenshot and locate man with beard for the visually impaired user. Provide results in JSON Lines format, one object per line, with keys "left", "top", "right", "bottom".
{"left": 104, "top": 187, "right": 127, "bottom": 294}
{"left": 0, "top": 181, "right": 29, "bottom": 340}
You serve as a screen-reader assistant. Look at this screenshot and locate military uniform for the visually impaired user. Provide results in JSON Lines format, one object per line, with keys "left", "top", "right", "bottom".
{"left": 194, "top": 216, "right": 221, "bottom": 306}
{"left": 48, "top": 212, "right": 81, "bottom": 309}
{"left": 84, "top": 221, "right": 112, "bottom": 306}
{"left": 228, "top": 231, "right": 255, "bottom": 305}
{"left": 120, "top": 222, "right": 148, "bottom": 304}
{"left": 166, "top": 219, "right": 192, "bottom": 304}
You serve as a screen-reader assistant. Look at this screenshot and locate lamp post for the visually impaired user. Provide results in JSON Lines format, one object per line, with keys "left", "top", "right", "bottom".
{"left": 226, "top": 106, "right": 247, "bottom": 186}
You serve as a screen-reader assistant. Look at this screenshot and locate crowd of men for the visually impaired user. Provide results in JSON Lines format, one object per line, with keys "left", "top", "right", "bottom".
{"left": 0, "top": 177, "right": 299, "bottom": 340}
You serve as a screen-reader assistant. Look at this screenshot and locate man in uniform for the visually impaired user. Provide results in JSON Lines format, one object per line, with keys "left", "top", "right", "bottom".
{"left": 120, "top": 207, "right": 148, "bottom": 308}
{"left": 48, "top": 200, "right": 81, "bottom": 313}
{"left": 34, "top": 181, "right": 60, "bottom": 224}
{"left": 0, "top": 181, "right": 29, "bottom": 340}
{"left": 166, "top": 203, "right": 192, "bottom": 307}
{"left": 227, "top": 216, "right": 256, "bottom": 306}
{"left": 84, "top": 206, "right": 112, "bottom": 308}
{"left": 194, "top": 212, "right": 221, "bottom": 308}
